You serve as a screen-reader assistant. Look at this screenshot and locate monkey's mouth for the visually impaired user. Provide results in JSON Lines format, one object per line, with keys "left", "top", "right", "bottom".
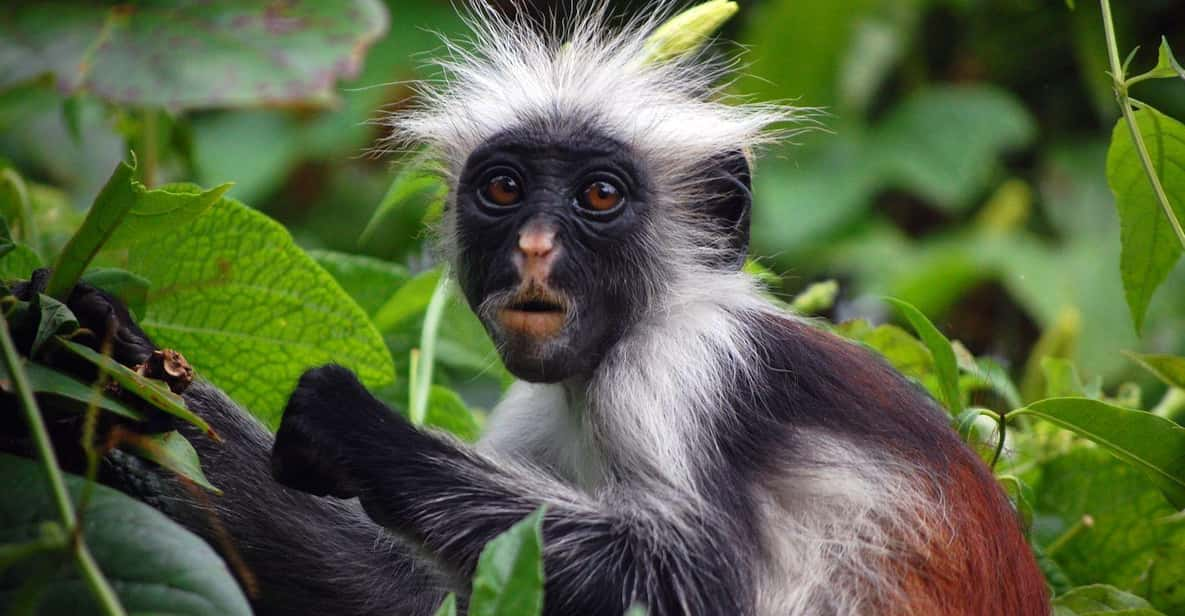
{"left": 497, "top": 288, "right": 569, "bottom": 339}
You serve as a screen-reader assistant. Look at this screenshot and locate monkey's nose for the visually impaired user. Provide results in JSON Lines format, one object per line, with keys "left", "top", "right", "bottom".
{"left": 518, "top": 227, "right": 555, "bottom": 258}
{"left": 515, "top": 224, "right": 558, "bottom": 282}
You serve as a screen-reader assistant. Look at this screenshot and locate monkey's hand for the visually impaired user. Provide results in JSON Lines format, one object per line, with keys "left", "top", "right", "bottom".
{"left": 271, "top": 365, "right": 414, "bottom": 500}
{"left": 12, "top": 268, "right": 158, "bottom": 368}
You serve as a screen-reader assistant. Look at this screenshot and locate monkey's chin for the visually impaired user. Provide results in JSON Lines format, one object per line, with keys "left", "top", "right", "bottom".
{"left": 496, "top": 308, "right": 567, "bottom": 339}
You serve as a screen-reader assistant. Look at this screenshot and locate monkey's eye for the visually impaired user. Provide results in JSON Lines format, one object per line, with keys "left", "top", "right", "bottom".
{"left": 481, "top": 174, "right": 523, "bottom": 208}
{"left": 578, "top": 180, "right": 624, "bottom": 213}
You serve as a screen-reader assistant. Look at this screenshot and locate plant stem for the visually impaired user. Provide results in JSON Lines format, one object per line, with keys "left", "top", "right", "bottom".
{"left": 1100, "top": 0, "right": 1185, "bottom": 249}
{"left": 409, "top": 266, "right": 451, "bottom": 426}
{"left": 0, "top": 313, "right": 126, "bottom": 616}
{"left": 990, "top": 410, "right": 1007, "bottom": 470}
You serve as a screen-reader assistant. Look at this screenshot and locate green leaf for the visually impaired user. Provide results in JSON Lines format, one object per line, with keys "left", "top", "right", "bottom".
{"left": 123, "top": 431, "right": 220, "bottom": 495}
{"left": 103, "top": 181, "right": 232, "bottom": 250}
{"left": 1034, "top": 448, "right": 1185, "bottom": 612}
{"left": 54, "top": 337, "right": 210, "bottom": 436}
{"left": 0, "top": 358, "right": 145, "bottom": 421}
{"left": 0, "top": 216, "right": 14, "bottom": 260}
{"left": 1129, "top": 37, "right": 1185, "bottom": 84}
{"left": 1124, "top": 352, "right": 1185, "bottom": 389}
{"left": 1014, "top": 397, "right": 1185, "bottom": 508}
{"left": 310, "top": 250, "right": 409, "bottom": 318}
{"left": 1053, "top": 585, "right": 1164, "bottom": 615}
{"left": 31, "top": 293, "right": 77, "bottom": 356}
{"left": 1105, "top": 107, "right": 1185, "bottom": 333}
{"left": 374, "top": 268, "right": 444, "bottom": 333}
{"left": 836, "top": 319, "right": 933, "bottom": 381}
{"left": 470, "top": 507, "right": 546, "bottom": 616}
{"left": 81, "top": 267, "right": 149, "bottom": 320}
{"left": 360, "top": 155, "right": 448, "bottom": 247}
{"left": 45, "top": 158, "right": 139, "bottom": 300}
{"left": 433, "top": 594, "right": 458, "bottom": 616}
{"left": 885, "top": 298, "right": 962, "bottom": 415}
{"left": 0, "top": 1, "right": 388, "bottom": 110}
{"left": 0, "top": 453, "right": 251, "bottom": 615}
{"left": 874, "top": 86, "right": 1036, "bottom": 210}
{"left": 126, "top": 197, "right": 394, "bottom": 427}
{"left": 424, "top": 385, "right": 481, "bottom": 442}
{"left": 996, "top": 474, "right": 1035, "bottom": 530}
{"left": 0, "top": 242, "right": 42, "bottom": 283}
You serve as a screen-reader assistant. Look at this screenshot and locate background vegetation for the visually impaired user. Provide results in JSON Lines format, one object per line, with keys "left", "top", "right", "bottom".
{"left": 1, "top": 0, "right": 1185, "bottom": 614}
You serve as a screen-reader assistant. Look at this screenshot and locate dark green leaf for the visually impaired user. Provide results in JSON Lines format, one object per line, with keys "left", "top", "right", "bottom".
{"left": 885, "top": 297, "right": 962, "bottom": 414}
{"left": 470, "top": 507, "right": 546, "bottom": 616}
{"left": 0, "top": 358, "right": 144, "bottom": 421}
{"left": 0, "top": 453, "right": 251, "bottom": 615}
{"left": 123, "top": 431, "right": 220, "bottom": 494}
{"left": 126, "top": 197, "right": 393, "bottom": 427}
{"left": 1105, "top": 107, "right": 1185, "bottom": 333}
{"left": 0, "top": 216, "right": 14, "bottom": 260}
{"left": 54, "top": 337, "right": 210, "bottom": 435}
{"left": 31, "top": 293, "right": 77, "bottom": 356}
{"left": 0, "top": 1, "right": 388, "bottom": 110}
{"left": 1124, "top": 352, "right": 1185, "bottom": 389}
{"left": 81, "top": 267, "right": 149, "bottom": 320}
{"left": 45, "top": 158, "right": 138, "bottom": 300}
{"left": 1014, "top": 397, "right": 1185, "bottom": 508}
{"left": 374, "top": 268, "right": 444, "bottom": 333}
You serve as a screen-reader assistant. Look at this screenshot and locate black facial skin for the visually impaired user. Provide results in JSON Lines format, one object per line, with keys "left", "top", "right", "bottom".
{"left": 453, "top": 128, "right": 657, "bottom": 382}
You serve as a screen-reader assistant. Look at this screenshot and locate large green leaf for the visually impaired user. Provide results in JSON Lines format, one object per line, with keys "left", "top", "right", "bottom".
{"left": 470, "top": 507, "right": 546, "bottom": 616}
{"left": 104, "top": 181, "right": 231, "bottom": 250}
{"left": 1014, "top": 398, "right": 1185, "bottom": 508}
{"left": 127, "top": 197, "right": 394, "bottom": 427}
{"left": 1034, "top": 448, "right": 1185, "bottom": 613}
{"left": 0, "top": 453, "right": 250, "bottom": 615}
{"left": 0, "top": 1, "right": 388, "bottom": 110}
{"left": 1053, "top": 585, "right": 1165, "bottom": 615}
{"left": 1106, "top": 108, "right": 1185, "bottom": 333}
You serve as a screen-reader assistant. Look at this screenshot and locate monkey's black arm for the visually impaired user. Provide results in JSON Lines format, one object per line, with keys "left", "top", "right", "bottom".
{"left": 273, "top": 366, "right": 753, "bottom": 616}
{"left": 128, "top": 381, "right": 447, "bottom": 616}
{"left": 5, "top": 278, "right": 449, "bottom": 616}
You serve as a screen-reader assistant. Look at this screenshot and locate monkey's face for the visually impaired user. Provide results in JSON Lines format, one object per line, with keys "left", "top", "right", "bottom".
{"left": 453, "top": 130, "right": 657, "bottom": 382}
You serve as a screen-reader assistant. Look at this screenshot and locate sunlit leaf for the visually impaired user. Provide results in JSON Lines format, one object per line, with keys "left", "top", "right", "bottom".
{"left": 126, "top": 197, "right": 394, "bottom": 427}
{"left": 1105, "top": 107, "right": 1185, "bottom": 333}
{"left": 1014, "top": 397, "right": 1185, "bottom": 508}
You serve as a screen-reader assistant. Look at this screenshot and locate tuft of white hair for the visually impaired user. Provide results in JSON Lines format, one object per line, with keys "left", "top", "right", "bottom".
{"left": 379, "top": 1, "right": 803, "bottom": 182}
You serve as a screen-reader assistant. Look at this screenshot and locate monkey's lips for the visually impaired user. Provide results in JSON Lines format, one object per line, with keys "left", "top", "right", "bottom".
{"left": 497, "top": 290, "right": 569, "bottom": 339}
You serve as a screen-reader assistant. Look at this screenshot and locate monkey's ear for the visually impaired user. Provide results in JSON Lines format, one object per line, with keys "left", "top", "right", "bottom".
{"left": 700, "top": 150, "right": 752, "bottom": 270}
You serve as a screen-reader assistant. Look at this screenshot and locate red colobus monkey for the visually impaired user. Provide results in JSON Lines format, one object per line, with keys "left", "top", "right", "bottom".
{"left": 60, "top": 3, "right": 1049, "bottom": 615}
